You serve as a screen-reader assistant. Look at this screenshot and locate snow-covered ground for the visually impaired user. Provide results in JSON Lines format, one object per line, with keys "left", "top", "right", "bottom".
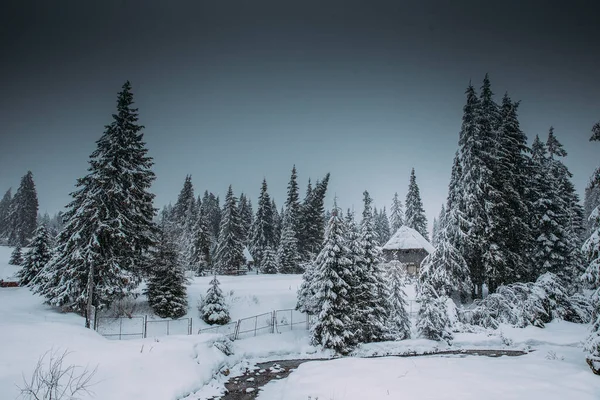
{"left": 1, "top": 245, "right": 599, "bottom": 400}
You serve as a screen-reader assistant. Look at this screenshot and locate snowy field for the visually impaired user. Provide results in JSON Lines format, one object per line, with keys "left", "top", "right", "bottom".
{"left": 1, "top": 246, "right": 599, "bottom": 399}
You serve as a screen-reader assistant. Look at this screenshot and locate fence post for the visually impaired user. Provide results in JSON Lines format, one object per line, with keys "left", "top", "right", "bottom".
{"left": 234, "top": 320, "right": 241, "bottom": 340}
{"left": 272, "top": 311, "right": 276, "bottom": 334}
{"left": 290, "top": 309, "right": 293, "bottom": 331}
{"left": 167, "top": 320, "right": 170, "bottom": 336}
{"left": 144, "top": 315, "right": 148, "bottom": 338}
{"left": 189, "top": 318, "right": 192, "bottom": 335}
{"left": 119, "top": 317, "right": 123, "bottom": 341}
{"left": 93, "top": 306, "right": 98, "bottom": 331}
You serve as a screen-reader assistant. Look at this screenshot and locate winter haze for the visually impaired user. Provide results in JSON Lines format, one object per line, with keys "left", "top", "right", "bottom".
{"left": 1, "top": 0, "right": 599, "bottom": 231}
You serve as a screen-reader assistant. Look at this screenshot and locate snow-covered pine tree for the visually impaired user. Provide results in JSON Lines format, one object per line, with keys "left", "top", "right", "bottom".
{"left": 545, "top": 128, "right": 586, "bottom": 287}
{"left": 277, "top": 211, "right": 301, "bottom": 274}
{"left": 405, "top": 168, "right": 429, "bottom": 240}
{"left": 583, "top": 120, "right": 600, "bottom": 374}
{"left": 296, "top": 260, "right": 318, "bottom": 314}
{"left": 188, "top": 206, "right": 212, "bottom": 276}
{"left": 431, "top": 205, "right": 445, "bottom": 248}
{"left": 377, "top": 207, "right": 391, "bottom": 245}
{"left": 261, "top": 245, "right": 278, "bottom": 274}
{"left": 17, "top": 225, "right": 52, "bottom": 286}
{"left": 387, "top": 264, "right": 411, "bottom": 340}
{"left": 343, "top": 207, "right": 365, "bottom": 344}
{"left": 32, "top": 81, "right": 158, "bottom": 316}
{"left": 238, "top": 193, "right": 253, "bottom": 244}
{"left": 272, "top": 200, "right": 282, "bottom": 250}
{"left": 416, "top": 279, "right": 452, "bottom": 342}
{"left": 249, "top": 179, "right": 275, "bottom": 269}
{"left": 390, "top": 192, "right": 404, "bottom": 234}
{"left": 278, "top": 166, "right": 302, "bottom": 273}
{"left": 357, "top": 191, "right": 391, "bottom": 343}
{"left": 145, "top": 229, "right": 188, "bottom": 319}
{"left": 202, "top": 191, "right": 222, "bottom": 245}
{"left": 529, "top": 135, "right": 573, "bottom": 282}
{"left": 214, "top": 186, "right": 245, "bottom": 275}
{"left": 172, "top": 175, "right": 196, "bottom": 228}
{"left": 9, "top": 245, "right": 23, "bottom": 266}
{"left": 458, "top": 82, "right": 492, "bottom": 298}
{"left": 7, "top": 171, "right": 39, "bottom": 246}
{"left": 584, "top": 186, "right": 600, "bottom": 240}
{"left": 201, "top": 275, "right": 230, "bottom": 325}
{"left": 298, "top": 174, "right": 330, "bottom": 261}
{"left": 310, "top": 207, "right": 355, "bottom": 354}
{"left": 0, "top": 188, "right": 11, "bottom": 241}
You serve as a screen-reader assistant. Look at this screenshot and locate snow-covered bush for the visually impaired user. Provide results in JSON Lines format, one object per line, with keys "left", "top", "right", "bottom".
{"left": 416, "top": 281, "right": 453, "bottom": 342}
{"left": 467, "top": 273, "right": 592, "bottom": 329}
{"left": 201, "top": 275, "right": 231, "bottom": 325}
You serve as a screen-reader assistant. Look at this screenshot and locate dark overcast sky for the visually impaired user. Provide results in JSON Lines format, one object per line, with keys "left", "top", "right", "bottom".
{"left": 1, "top": 0, "right": 599, "bottom": 232}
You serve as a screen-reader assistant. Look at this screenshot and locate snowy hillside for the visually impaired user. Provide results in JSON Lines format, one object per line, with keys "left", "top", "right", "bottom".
{"left": 1, "top": 247, "right": 599, "bottom": 399}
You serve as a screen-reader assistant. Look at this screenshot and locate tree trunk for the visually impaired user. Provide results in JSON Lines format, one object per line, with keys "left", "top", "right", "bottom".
{"left": 85, "top": 262, "right": 95, "bottom": 329}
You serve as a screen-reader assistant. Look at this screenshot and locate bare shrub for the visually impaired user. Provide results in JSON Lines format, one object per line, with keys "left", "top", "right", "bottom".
{"left": 17, "top": 349, "right": 98, "bottom": 400}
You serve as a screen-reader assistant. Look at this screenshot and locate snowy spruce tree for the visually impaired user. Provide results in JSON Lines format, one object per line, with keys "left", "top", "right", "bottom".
{"left": 584, "top": 186, "right": 600, "bottom": 239}
{"left": 261, "top": 245, "right": 278, "bottom": 274}
{"left": 583, "top": 120, "right": 600, "bottom": 373}
{"left": 389, "top": 192, "right": 404, "bottom": 234}
{"left": 0, "top": 188, "right": 11, "bottom": 241}
{"left": 310, "top": 207, "right": 355, "bottom": 354}
{"left": 7, "top": 171, "right": 39, "bottom": 246}
{"left": 201, "top": 275, "right": 230, "bottom": 325}
{"left": 272, "top": 199, "right": 282, "bottom": 250}
{"left": 9, "top": 245, "right": 23, "bottom": 266}
{"left": 249, "top": 179, "right": 276, "bottom": 270}
{"left": 188, "top": 207, "right": 212, "bottom": 276}
{"left": 376, "top": 207, "right": 391, "bottom": 245}
{"left": 404, "top": 168, "right": 428, "bottom": 240}
{"left": 416, "top": 280, "right": 452, "bottom": 342}
{"left": 214, "top": 186, "right": 245, "bottom": 275}
{"left": 278, "top": 166, "right": 302, "bottom": 273}
{"left": 296, "top": 261, "right": 318, "bottom": 314}
{"left": 17, "top": 225, "right": 52, "bottom": 286}
{"left": 356, "top": 191, "right": 390, "bottom": 343}
{"left": 31, "top": 81, "right": 157, "bottom": 317}
{"left": 145, "top": 229, "right": 188, "bottom": 319}
{"left": 298, "top": 174, "right": 330, "bottom": 260}
{"left": 238, "top": 193, "right": 254, "bottom": 244}
{"left": 387, "top": 264, "right": 411, "bottom": 340}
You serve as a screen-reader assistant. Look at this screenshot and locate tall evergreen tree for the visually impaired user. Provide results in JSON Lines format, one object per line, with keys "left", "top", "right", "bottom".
{"left": 201, "top": 275, "right": 230, "bottom": 325}
{"left": 272, "top": 199, "right": 282, "bottom": 250}
{"left": 405, "top": 168, "right": 429, "bottom": 240}
{"left": 250, "top": 179, "right": 275, "bottom": 269}
{"left": 32, "top": 81, "right": 157, "bottom": 316}
{"left": 238, "top": 193, "right": 254, "bottom": 244}
{"left": 545, "top": 128, "right": 586, "bottom": 286}
{"left": 310, "top": 207, "right": 355, "bottom": 354}
{"left": 416, "top": 280, "right": 452, "bottom": 342}
{"left": 17, "top": 225, "right": 52, "bottom": 286}
{"left": 277, "top": 210, "right": 301, "bottom": 274}
{"left": 529, "top": 134, "right": 573, "bottom": 283}
{"left": 188, "top": 207, "right": 212, "bottom": 276}
{"left": 0, "top": 188, "right": 12, "bottom": 241}
{"left": 298, "top": 174, "right": 330, "bottom": 260}
{"left": 458, "top": 83, "right": 492, "bottom": 298}
{"left": 145, "top": 229, "right": 188, "bottom": 319}
{"left": 7, "top": 171, "right": 39, "bottom": 246}
{"left": 431, "top": 205, "right": 444, "bottom": 248}
{"left": 387, "top": 264, "right": 411, "bottom": 340}
{"left": 172, "top": 175, "right": 195, "bottom": 226}
{"left": 376, "top": 207, "right": 391, "bottom": 245}
{"left": 202, "top": 191, "right": 222, "bottom": 243}
{"left": 9, "top": 245, "right": 23, "bottom": 266}
{"left": 585, "top": 186, "right": 600, "bottom": 239}
{"left": 357, "top": 191, "right": 390, "bottom": 343}
{"left": 583, "top": 120, "right": 600, "bottom": 372}
{"left": 389, "top": 192, "right": 404, "bottom": 234}
{"left": 214, "top": 186, "right": 245, "bottom": 275}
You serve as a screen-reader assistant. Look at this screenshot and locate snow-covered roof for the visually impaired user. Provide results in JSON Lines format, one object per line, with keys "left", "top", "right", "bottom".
{"left": 243, "top": 246, "right": 254, "bottom": 262}
{"left": 382, "top": 225, "right": 435, "bottom": 253}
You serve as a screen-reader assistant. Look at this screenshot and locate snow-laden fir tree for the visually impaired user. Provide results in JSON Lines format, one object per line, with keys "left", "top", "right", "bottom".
{"left": 7, "top": 171, "right": 39, "bottom": 246}
{"left": 32, "top": 81, "right": 157, "bottom": 316}
{"left": 277, "top": 211, "right": 301, "bottom": 273}
{"left": 387, "top": 264, "right": 411, "bottom": 340}
{"left": 145, "top": 229, "right": 188, "bottom": 319}
{"left": 529, "top": 135, "right": 573, "bottom": 283}
{"left": 238, "top": 193, "right": 253, "bottom": 244}
{"left": 584, "top": 186, "right": 600, "bottom": 239}
{"left": 261, "top": 245, "right": 278, "bottom": 274}
{"left": 431, "top": 205, "right": 444, "bottom": 248}
{"left": 298, "top": 174, "right": 330, "bottom": 260}
{"left": 310, "top": 206, "right": 355, "bottom": 354}
{"left": 272, "top": 199, "right": 282, "bottom": 250}
{"left": 0, "top": 188, "right": 11, "bottom": 241}
{"left": 201, "top": 275, "right": 230, "bottom": 325}
{"left": 17, "top": 225, "right": 52, "bottom": 286}
{"left": 9, "top": 245, "right": 23, "bottom": 266}
{"left": 376, "top": 207, "right": 391, "bottom": 245}
{"left": 343, "top": 207, "right": 365, "bottom": 344}
{"left": 583, "top": 120, "right": 600, "bottom": 374}
{"left": 357, "top": 191, "right": 391, "bottom": 343}
{"left": 405, "top": 168, "right": 429, "bottom": 241}
{"left": 416, "top": 278, "right": 453, "bottom": 342}
{"left": 458, "top": 82, "right": 492, "bottom": 298}
{"left": 202, "top": 191, "right": 222, "bottom": 244}
{"left": 389, "top": 192, "right": 404, "bottom": 234}
{"left": 214, "top": 186, "right": 245, "bottom": 275}
{"left": 250, "top": 179, "right": 275, "bottom": 270}
{"left": 545, "top": 128, "right": 586, "bottom": 287}
{"left": 296, "top": 260, "right": 318, "bottom": 314}
{"left": 188, "top": 207, "right": 212, "bottom": 276}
